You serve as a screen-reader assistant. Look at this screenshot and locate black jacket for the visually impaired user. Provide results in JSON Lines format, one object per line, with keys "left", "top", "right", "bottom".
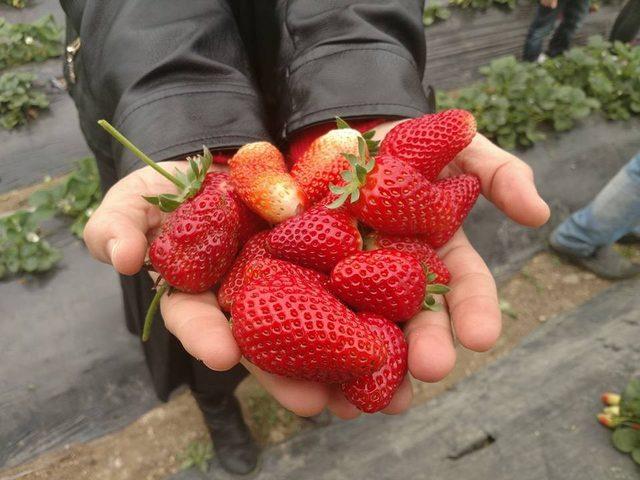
{"left": 61, "top": 0, "right": 432, "bottom": 400}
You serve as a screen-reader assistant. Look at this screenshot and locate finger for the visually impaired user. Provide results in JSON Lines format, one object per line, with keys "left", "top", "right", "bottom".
{"left": 161, "top": 290, "right": 241, "bottom": 371}
{"left": 242, "top": 360, "right": 331, "bottom": 417}
{"left": 439, "top": 231, "right": 501, "bottom": 352}
{"left": 404, "top": 303, "right": 457, "bottom": 383}
{"left": 84, "top": 176, "right": 158, "bottom": 275}
{"left": 327, "top": 387, "right": 361, "bottom": 420}
{"left": 381, "top": 376, "right": 413, "bottom": 415}
{"left": 455, "top": 133, "right": 550, "bottom": 227}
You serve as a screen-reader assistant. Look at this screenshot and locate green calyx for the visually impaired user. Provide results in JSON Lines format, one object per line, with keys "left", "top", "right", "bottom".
{"left": 97, "top": 119, "right": 212, "bottom": 212}
{"left": 335, "top": 116, "right": 380, "bottom": 155}
{"left": 327, "top": 125, "right": 376, "bottom": 210}
{"left": 422, "top": 266, "right": 451, "bottom": 312}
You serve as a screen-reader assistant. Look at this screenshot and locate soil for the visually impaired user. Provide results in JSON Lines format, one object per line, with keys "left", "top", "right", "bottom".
{"left": 2, "top": 246, "right": 633, "bottom": 480}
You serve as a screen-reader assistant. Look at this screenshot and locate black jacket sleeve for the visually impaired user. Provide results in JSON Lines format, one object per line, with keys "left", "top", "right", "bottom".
{"left": 61, "top": 0, "right": 272, "bottom": 178}
{"left": 272, "top": 0, "right": 431, "bottom": 137}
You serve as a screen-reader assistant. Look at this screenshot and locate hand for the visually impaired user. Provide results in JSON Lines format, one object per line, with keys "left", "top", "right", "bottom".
{"left": 540, "top": 0, "right": 558, "bottom": 8}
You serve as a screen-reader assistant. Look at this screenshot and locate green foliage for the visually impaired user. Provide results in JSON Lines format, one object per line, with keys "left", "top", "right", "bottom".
{"left": 423, "top": 3, "right": 452, "bottom": 26}
{"left": 0, "top": 15, "right": 63, "bottom": 69}
{"left": 438, "top": 56, "right": 598, "bottom": 149}
{"left": 0, "top": 210, "right": 61, "bottom": 279}
{"left": 1, "top": 0, "right": 27, "bottom": 8}
{"left": 179, "top": 441, "right": 213, "bottom": 473}
{"left": 543, "top": 37, "right": 640, "bottom": 121}
{"left": 0, "top": 72, "right": 49, "bottom": 129}
{"left": 29, "top": 158, "right": 102, "bottom": 238}
{"left": 449, "top": 0, "right": 517, "bottom": 10}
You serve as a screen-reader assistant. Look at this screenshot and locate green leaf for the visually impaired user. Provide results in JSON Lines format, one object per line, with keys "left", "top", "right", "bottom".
{"left": 335, "top": 117, "right": 350, "bottom": 129}
{"left": 632, "top": 447, "right": 640, "bottom": 465}
{"left": 612, "top": 427, "right": 640, "bottom": 453}
{"left": 621, "top": 378, "right": 640, "bottom": 418}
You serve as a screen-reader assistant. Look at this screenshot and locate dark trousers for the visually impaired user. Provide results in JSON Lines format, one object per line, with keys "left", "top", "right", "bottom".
{"left": 523, "top": 0, "right": 590, "bottom": 61}
{"left": 609, "top": 0, "right": 640, "bottom": 42}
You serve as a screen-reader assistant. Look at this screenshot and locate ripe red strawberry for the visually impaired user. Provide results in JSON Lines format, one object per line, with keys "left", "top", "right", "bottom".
{"left": 330, "top": 249, "right": 449, "bottom": 322}
{"left": 267, "top": 203, "right": 362, "bottom": 273}
{"left": 340, "top": 313, "right": 408, "bottom": 413}
{"left": 218, "top": 256, "right": 328, "bottom": 311}
{"left": 364, "top": 232, "right": 451, "bottom": 285}
{"left": 231, "top": 274, "right": 387, "bottom": 383}
{"left": 290, "top": 127, "right": 361, "bottom": 205}
{"left": 421, "top": 174, "right": 480, "bottom": 248}
{"left": 217, "top": 231, "right": 272, "bottom": 311}
{"left": 149, "top": 172, "right": 239, "bottom": 294}
{"left": 229, "top": 142, "right": 307, "bottom": 224}
{"left": 200, "top": 172, "right": 267, "bottom": 246}
{"left": 379, "top": 109, "right": 476, "bottom": 181}
{"left": 97, "top": 120, "right": 241, "bottom": 341}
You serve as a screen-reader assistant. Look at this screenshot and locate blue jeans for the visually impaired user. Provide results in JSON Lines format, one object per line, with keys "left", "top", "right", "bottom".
{"left": 551, "top": 152, "right": 640, "bottom": 256}
{"left": 523, "top": 0, "right": 591, "bottom": 61}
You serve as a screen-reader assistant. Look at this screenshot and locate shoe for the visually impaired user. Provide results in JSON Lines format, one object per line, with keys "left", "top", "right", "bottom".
{"left": 617, "top": 232, "right": 640, "bottom": 244}
{"left": 194, "top": 393, "right": 260, "bottom": 476}
{"left": 549, "top": 237, "right": 640, "bottom": 280}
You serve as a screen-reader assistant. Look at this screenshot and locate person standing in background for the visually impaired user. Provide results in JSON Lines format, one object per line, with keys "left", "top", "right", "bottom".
{"left": 549, "top": 152, "right": 640, "bottom": 279}
{"left": 523, "top": 0, "right": 591, "bottom": 62}
{"left": 609, "top": 0, "right": 640, "bottom": 43}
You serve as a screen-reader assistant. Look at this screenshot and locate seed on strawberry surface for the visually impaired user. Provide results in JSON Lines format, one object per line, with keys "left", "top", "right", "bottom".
{"left": 232, "top": 274, "right": 387, "bottom": 383}
{"left": 340, "top": 313, "right": 408, "bottom": 413}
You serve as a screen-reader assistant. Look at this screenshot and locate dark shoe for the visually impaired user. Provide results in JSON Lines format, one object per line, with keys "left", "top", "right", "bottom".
{"left": 617, "top": 232, "right": 640, "bottom": 245}
{"left": 549, "top": 239, "right": 640, "bottom": 280}
{"left": 194, "top": 393, "right": 260, "bottom": 476}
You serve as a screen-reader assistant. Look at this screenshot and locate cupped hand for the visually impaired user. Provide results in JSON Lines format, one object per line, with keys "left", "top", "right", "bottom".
{"left": 85, "top": 128, "right": 550, "bottom": 420}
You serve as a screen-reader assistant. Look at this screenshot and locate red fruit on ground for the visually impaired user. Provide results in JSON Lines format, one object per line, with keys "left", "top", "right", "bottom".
{"left": 364, "top": 232, "right": 451, "bottom": 285}
{"left": 149, "top": 172, "right": 239, "bottom": 293}
{"left": 267, "top": 203, "right": 362, "bottom": 273}
{"left": 231, "top": 274, "right": 387, "bottom": 383}
{"left": 330, "top": 249, "right": 436, "bottom": 322}
{"left": 229, "top": 142, "right": 307, "bottom": 224}
{"left": 340, "top": 313, "right": 408, "bottom": 413}
{"left": 379, "top": 109, "right": 476, "bottom": 181}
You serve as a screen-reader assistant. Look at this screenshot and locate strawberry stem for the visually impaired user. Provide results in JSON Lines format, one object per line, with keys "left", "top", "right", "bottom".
{"left": 98, "top": 120, "right": 186, "bottom": 190}
{"left": 142, "top": 282, "right": 169, "bottom": 342}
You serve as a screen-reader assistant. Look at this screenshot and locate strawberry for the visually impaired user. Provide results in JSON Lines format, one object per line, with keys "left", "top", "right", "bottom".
{"left": 217, "top": 231, "right": 272, "bottom": 311}
{"left": 149, "top": 172, "right": 239, "bottom": 294}
{"left": 290, "top": 119, "right": 382, "bottom": 204}
{"left": 340, "top": 313, "right": 408, "bottom": 413}
{"left": 97, "top": 120, "right": 240, "bottom": 341}
{"left": 231, "top": 274, "right": 387, "bottom": 383}
{"left": 421, "top": 174, "right": 480, "bottom": 248}
{"left": 199, "top": 172, "right": 267, "bottom": 246}
{"left": 329, "top": 249, "right": 449, "bottom": 322}
{"left": 378, "top": 109, "right": 476, "bottom": 181}
{"left": 329, "top": 131, "right": 479, "bottom": 246}
{"left": 218, "top": 255, "right": 328, "bottom": 311}
{"left": 364, "top": 232, "right": 451, "bottom": 284}
{"left": 288, "top": 118, "right": 384, "bottom": 166}
{"left": 229, "top": 142, "right": 307, "bottom": 224}
{"left": 266, "top": 202, "right": 362, "bottom": 273}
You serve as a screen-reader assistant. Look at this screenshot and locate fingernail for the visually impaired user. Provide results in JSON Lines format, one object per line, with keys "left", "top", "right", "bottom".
{"left": 107, "top": 238, "right": 119, "bottom": 264}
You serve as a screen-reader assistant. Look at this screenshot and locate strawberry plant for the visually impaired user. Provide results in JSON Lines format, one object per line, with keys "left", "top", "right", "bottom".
{"left": 0, "top": 16, "right": 63, "bottom": 69}
{"left": 438, "top": 56, "right": 599, "bottom": 149}
{"left": 29, "top": 157, "right": 102, "bottom": 238}
{"left": 543, "top": 37, "right": 640, "bottom": 121}
{"left": 0, "top": 209, "right": 61, "bottom": 279}
{"left": 597, "top": 378, "right": 640, "bottom": 465}
{"left": 423, "top": 3, "right": 451, "bottom": 26}
{"left": 0, "top": 72, "right": 49, "bottom": 129}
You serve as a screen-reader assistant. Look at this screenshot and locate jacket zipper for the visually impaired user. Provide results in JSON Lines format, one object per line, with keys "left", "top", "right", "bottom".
{"left": 65, "top": 37, "right": 81, "bottom": 85}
